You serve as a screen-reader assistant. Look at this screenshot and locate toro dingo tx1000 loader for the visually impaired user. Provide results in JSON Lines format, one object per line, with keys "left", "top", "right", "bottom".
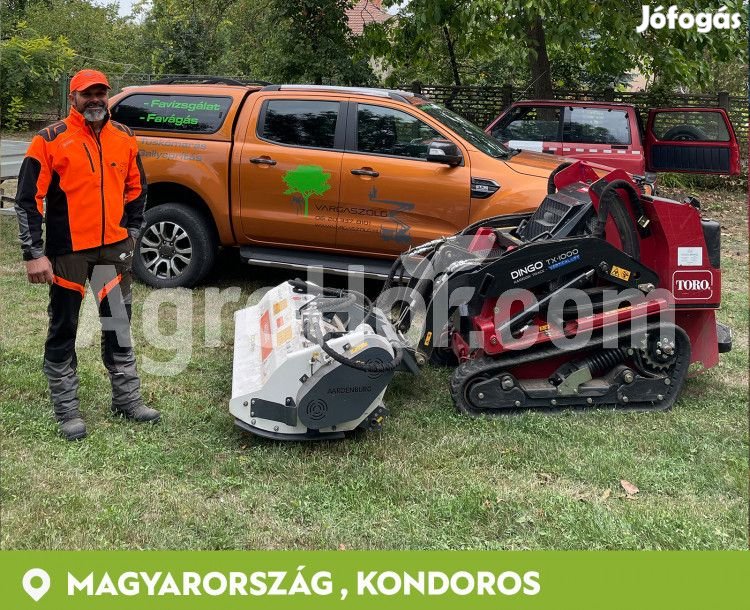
{"left": 230, "top": 162, "right": 731, "bottom": 440}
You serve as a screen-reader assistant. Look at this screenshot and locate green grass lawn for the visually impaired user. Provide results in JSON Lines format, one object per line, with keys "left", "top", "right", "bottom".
{"left": 1, "top": 187, "right": 747, "bottom": 550}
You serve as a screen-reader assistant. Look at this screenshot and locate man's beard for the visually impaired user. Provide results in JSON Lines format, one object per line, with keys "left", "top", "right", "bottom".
{"left": 83, "top": 106, "right": 107, "bottom": 122}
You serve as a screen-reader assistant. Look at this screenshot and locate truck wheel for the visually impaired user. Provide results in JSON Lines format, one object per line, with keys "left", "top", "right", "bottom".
{"left": 662, "top": 125, "right": 706, "bottom": 141}
{"left": 133, "top": 203, "right": 217, "bottom": 288}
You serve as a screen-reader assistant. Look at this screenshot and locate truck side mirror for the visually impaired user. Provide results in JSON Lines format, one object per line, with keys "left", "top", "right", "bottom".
{"left": 426, "top": 139, "right": 463, "bottom": 166}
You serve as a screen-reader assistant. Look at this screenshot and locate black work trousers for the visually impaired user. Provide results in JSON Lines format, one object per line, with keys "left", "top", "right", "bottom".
{"left": 43, "top": 237, "right": 143, "bottom": 419}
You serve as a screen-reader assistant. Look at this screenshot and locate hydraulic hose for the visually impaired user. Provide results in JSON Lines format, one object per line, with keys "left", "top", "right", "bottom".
{"left": 320, "top": 332, "right": 404, "bottom": 374}
{"left": 383, "top": 257, "right": 405, "bottom": 292}
{"left": 290, "top": 278, "right": 372, "bottom": 318}
{"left": 289, "top": 279, "right": 402, "bottom": 372}
{"left": 592, "top": 180, "right": 643, "bottom": 261}
{"left": 547, "top": 161, "right": 573, "bottom": 194}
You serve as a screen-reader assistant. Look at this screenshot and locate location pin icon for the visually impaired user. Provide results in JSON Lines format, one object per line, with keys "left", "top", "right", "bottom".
{"left": 22, "top": 568, "right": 51, "bottom": 602}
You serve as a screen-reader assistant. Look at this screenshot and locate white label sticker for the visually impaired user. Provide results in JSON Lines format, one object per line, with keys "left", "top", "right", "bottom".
{"left": 677, "top": 247, "right": 703, "bottom": 267}
{"left": 508, "top": 140, "right": 544, "bottom": 153}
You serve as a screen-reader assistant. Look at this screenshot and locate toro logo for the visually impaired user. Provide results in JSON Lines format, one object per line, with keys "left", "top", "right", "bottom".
{"left": 672, "top": 270, "right": 713, "bottom": 300}
{"left": 511, "top": 260, "right": 543, "bottom": 281}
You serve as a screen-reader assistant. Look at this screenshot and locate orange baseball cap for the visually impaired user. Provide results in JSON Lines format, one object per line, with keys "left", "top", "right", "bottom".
{"left": 69, "top": 69, "right": 111, "bottom": 93}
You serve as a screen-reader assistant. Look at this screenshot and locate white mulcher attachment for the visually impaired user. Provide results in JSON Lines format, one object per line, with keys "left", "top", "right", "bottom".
{"left": 230, "top": 280, "right": 414, "bottom": 440}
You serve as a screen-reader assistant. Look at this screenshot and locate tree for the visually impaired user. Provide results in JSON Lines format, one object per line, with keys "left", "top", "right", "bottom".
{"left": 699, "top": 52, "right": 747, "bottom": 96}
{"left": 256, "top": 0, "right": 374, "bottom": 85}
{"left": 135, "top": 0, "right": 374, "bottom": 84}
{"left": 5, "top": 0, "right": 150, "bottom": 92}
{"left": 1, "top": 0, "right": 34, "bottom": 31}
{"left": 366, "top": 0, "right": 747, "bottom": 96}
{"left": 139, "top": 0, "right": 238, "bottom": 75}
{"left": 0, "top": 25, "right": 75, "bottom": 119}
{"left": 363, "top": 0, "right": 507, "bottom": 88}
{"left": 282, "top": 165, "right": 331, "bottom": 217}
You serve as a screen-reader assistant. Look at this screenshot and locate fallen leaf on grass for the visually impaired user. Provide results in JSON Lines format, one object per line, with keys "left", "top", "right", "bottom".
{"left": 620, "top": 480, "right": 639, "bottom": 496}
{"left": 600, "top": 489, "right": 611, "bottom": 501}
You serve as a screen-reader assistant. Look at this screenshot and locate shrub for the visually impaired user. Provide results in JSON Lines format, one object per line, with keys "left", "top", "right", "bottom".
{"left": 658, "top": 169, "right": 748, "bottom": 193}
{"left": 2, "top": 96, "right": 28, "bottom": 132}
{"left": 0, "top": 24, "right": 75, "bottom": 120}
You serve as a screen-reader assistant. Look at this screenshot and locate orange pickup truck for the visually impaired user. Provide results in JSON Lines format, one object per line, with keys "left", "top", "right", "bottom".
{"left": 110, "top": 80, "right": 595, "bottom": 287}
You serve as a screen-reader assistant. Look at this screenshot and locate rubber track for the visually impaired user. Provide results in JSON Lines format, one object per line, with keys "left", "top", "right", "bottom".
{"left": 449, "top": 323, "right": 691, "bottom": 417}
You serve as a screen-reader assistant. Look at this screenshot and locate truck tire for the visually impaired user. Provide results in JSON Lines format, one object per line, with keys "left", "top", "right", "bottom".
{"left": 662, "top": 125, "right": 706, "bottom": 141}
{"left": 133, "top": 203, "right": 217, "bottom": 288}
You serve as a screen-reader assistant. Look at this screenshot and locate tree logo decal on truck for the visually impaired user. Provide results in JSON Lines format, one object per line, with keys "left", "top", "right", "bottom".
{"left": 283, "top": 165, "right": 331, "bottom": 216}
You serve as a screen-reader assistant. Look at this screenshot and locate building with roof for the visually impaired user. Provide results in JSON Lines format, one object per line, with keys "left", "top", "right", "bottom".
{"left": 345, "top": 0, "right": 391, "bottom": 36}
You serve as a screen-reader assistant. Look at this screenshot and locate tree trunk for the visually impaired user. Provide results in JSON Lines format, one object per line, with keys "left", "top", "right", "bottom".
{"left": 442, "top": 25, "right": 462, "bottom": 87}
{"left": 526, "top": 15, "right": 553, "bottom": 99}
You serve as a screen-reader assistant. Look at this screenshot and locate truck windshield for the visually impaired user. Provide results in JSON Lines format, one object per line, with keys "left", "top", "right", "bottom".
{"left": 418, "top": 102, "right": 511, "bottom": 158}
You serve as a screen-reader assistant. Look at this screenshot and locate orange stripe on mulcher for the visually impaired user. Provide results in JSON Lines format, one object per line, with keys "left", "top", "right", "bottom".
{"left": 53, "top": 275, "right": 85, "bottom": 298}
{"left": 98, "top": 274, "right": 122, "bottom": 302}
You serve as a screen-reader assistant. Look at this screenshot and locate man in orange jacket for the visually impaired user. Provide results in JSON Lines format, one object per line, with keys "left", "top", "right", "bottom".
{"left": 16, "top": 69, "right": 160, "bottom": 440}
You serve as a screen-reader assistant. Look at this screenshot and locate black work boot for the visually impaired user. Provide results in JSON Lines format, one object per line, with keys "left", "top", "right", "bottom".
{"left": 112, "top": 402, "right": 161, "bottom": 423}
{"left": 57, "top": 411, "right": 87, "bottom": 441}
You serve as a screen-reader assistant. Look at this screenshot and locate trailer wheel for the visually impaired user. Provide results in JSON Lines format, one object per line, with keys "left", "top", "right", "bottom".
{"left": 133, "top": 203, "right": 217, "bottom": 288}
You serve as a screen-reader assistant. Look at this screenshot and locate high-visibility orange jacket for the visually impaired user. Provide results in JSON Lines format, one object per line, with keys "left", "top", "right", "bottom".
{"left": 16, "top": 107, "right": 147, "bottom": 261}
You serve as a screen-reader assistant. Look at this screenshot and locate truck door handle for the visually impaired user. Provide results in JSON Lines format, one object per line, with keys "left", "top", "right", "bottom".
{"left": 351, "top": 168, "right": 379, "bottom": 177}
{"left": 250, "top": 156, "right": 277, "bottom": 165}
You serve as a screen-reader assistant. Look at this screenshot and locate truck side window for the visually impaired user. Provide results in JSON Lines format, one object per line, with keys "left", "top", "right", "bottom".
{"left": 563, "top": 107, "right": 631, "bottom": 145}
{"left": 491, "top": 106, "right": 562, "bottom": 142}
{"left": 260, "top": 100, "right": 339, "bottom": 149}
{"left": 110, "top": 94, "right": 232, "bottom": 133}
{"left": 652, "top": 111, "right": 730, "bottom": 142}
{"left": 356, "top": 104, "right": 441, "bottom": 159}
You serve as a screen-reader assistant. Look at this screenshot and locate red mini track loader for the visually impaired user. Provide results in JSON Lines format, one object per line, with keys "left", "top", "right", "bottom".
{"left": 230, "top": 162, "right": 732, "bottom": 440}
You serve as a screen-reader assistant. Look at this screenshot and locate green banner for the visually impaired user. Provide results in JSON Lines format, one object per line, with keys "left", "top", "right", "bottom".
{"left": 1, "top": 551, "right": 747, "bottom": 608}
